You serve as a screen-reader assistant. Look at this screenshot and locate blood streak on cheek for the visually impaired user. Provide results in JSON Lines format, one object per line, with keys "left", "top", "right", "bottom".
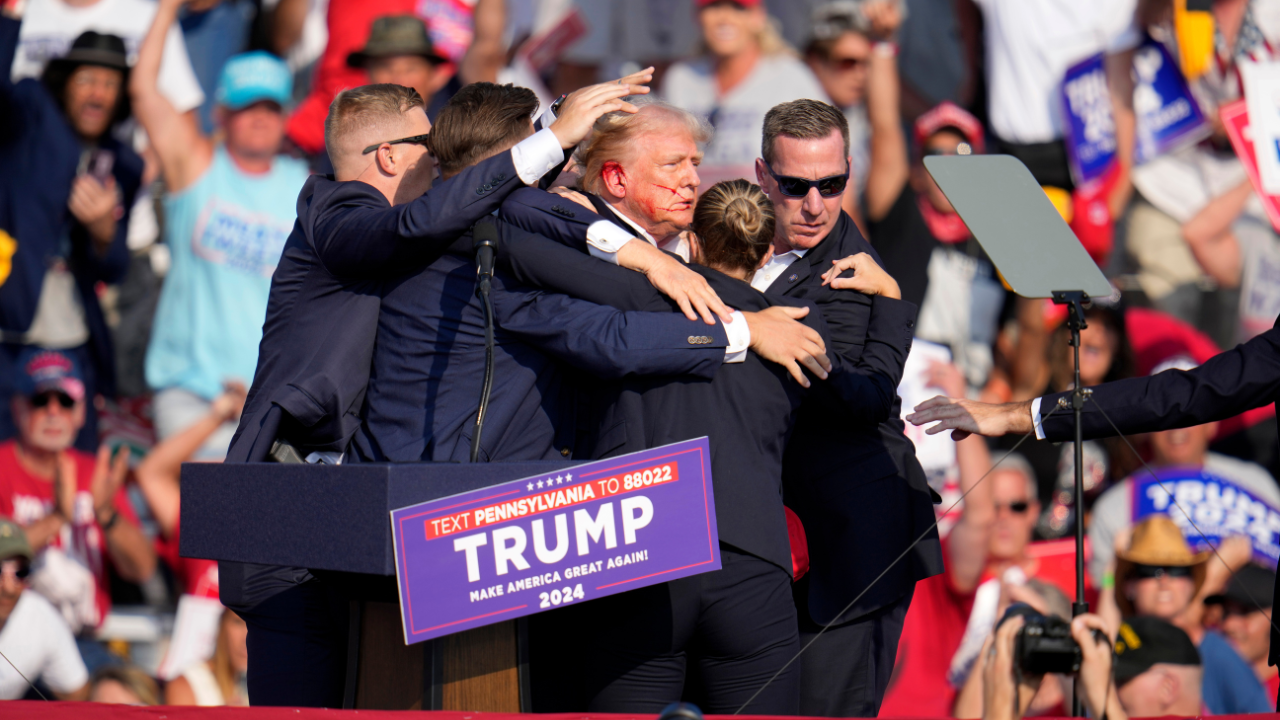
{"left": 650, "top": 183, "right": 689, "bottom": 211}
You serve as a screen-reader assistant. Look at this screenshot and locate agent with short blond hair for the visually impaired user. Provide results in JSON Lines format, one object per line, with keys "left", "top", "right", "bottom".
{"left": 221, "top": 72, "right": 652, "bottom": 707}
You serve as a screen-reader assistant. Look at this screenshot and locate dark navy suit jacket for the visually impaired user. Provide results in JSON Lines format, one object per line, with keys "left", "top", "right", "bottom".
{"left": 499, "top": 192, "right": 917, "bottom": 574}
{"left": 352, "top": 218, "right": 732, "bottom": 465}
{"left": 226, "top": 154, "right": 524, "bottom": 464}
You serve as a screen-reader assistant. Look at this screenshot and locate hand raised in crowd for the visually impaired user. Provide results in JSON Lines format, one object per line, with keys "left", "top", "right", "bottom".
{"left": 907, "top": 396, "right": 1035, "bottom": 440}
{"left": 744, "top": 306, "right": 831, "bottom": 388}
{"left": 981, "top": 614, "right": 1041, "bottom": 720}
{"left": 926, "top": 359, "right": 968, "bottom": 399}
{"left": 820, "top": 253, "right": 902, "bottom": 299}
{"left": 1071, "top": 614, "right": 1128, "bottom": 720}
{"left": 67, "top": 174, "right": 121, "bottom": 246}
{"left": 212, "top": 380, "right": 249, "bottom": 424}
{"left": 91, "top": 444, "right": 130, "bottom": 525}
{"left": 862, "top": 0, "right": 904, "bottom": 40}
{"left": 547, "top": 67, "right": 654, "bottom": 151}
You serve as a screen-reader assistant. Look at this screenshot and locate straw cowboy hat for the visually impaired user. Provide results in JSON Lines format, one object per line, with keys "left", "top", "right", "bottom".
{"left": 1115, "top": 515, "right": 1209, "bottom": 616}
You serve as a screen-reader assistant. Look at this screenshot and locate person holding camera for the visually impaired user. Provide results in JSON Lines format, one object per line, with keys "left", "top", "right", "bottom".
{"left": 979, "top": 609, "right": 1126, "bottom": 720}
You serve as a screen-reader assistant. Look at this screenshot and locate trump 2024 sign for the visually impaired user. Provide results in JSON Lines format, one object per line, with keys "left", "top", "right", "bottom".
{"left": 390, "top": 438, "right": 720, "bottom": 644}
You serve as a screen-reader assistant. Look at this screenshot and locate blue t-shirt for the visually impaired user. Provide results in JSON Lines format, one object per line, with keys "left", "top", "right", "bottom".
{"left": 1200, "top": 629, "right": 1272, "bottom": 714}
{"left": 146, "top": 148, "right": 308, "bottom": 399}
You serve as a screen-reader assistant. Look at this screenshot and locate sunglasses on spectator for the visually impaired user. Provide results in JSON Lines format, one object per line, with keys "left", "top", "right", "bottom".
{"left": 763, "top": 161, "right": 849, "bottom": 198}
{"left": 0, "top": 559, "right": 30, "bottom": 581}
{"left": 825, "top": 56, "right": 869, "bottom": 72}
{"left": 1131, "top": 564, "right": 1194, "bottom": 580}
{"left": 30, "top": 391, "right": 75, "bottom": 409}
{"left": 995, "top": 500, "right": 1030, "bottom": 514}
{"left": 363, "top": 133, "right": 432, "bottom": 155}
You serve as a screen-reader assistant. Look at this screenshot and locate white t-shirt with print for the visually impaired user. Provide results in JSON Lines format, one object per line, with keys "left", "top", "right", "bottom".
{"left": 0, "top": 591, "right": 88, "bottom": 699}
{"left": 13, "top": 0, "right": 205, "bottom": 114}
{"left": 661, "top": 53, "right": 828, "bottom": 182}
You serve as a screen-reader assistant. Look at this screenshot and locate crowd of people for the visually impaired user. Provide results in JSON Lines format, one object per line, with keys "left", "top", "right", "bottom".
{"left": 1, "top": 0, "right": 1279, "bottom": 716}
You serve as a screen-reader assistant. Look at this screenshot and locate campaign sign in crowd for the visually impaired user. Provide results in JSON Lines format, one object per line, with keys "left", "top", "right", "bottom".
{"left": 1135, "top": 468, "right": 1280, "bottom": 566}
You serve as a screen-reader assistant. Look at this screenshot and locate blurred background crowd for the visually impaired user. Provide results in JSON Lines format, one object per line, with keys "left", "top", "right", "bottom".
{"left": 1, "top": 0, "right": 1279, "bottom": 713}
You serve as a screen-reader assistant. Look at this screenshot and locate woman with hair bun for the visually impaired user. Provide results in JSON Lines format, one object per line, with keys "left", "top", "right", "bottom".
{"left": 500, "top": 179, "right": 919, "bottom": 714}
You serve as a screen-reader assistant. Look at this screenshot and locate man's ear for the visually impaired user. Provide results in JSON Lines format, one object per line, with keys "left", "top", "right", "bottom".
{"left": 754, "top": 158, "right": 770, "bottom": 191}
{"left": 374, "top": 145, "right": 398, "bottom": 177}
{"left": 601, "top": 161, "right": 628, "bottom": 200}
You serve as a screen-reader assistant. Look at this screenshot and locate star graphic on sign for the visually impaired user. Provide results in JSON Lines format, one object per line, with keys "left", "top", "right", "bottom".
{"left": 555, "top": 475, "right": 563, "bottom": 485}
{"left": 537, "top": 480, "right": 545, "bottom": 489}
{"left": 527, "top": 482, "right": 534, "bottom": 491}
{"left": 566, "top": 473, "right": 573, "bottom": 483}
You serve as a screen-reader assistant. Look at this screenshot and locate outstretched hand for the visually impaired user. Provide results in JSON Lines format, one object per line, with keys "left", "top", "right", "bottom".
{"left": 906, "top": 396, "right": 1034, "bottom": 440}
{"left": 820, "top": 253, "right": 901, "bottom": 299}
{"left": 745, "top": 306, "right": 831, "bottom": 388}
{"left": 548, "top": 68, "right": 654, "bottom": 150}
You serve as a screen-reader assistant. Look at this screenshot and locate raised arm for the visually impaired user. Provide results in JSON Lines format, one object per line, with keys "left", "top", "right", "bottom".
{"left": 129, "top": 0, "right": 213, "bottom": 193}
{"left": 458, "top": 0, "right": 506, "bottom": 85}
{"left": 861, "top": 1, "right": 910, "bottom": 224}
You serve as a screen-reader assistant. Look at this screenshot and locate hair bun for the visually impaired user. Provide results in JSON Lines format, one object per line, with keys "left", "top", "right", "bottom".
{"left": 723, "top": 195, "right": 764, "bottom": 240}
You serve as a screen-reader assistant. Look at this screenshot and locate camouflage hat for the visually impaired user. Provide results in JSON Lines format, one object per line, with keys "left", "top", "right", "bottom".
{"left": 0, "top": 519, "right": 33, "bottom": 563}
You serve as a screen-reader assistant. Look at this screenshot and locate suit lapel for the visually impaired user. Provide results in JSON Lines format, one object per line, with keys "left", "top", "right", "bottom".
{"left": 768, "top": 254, "right": 813, "bottom": 295}
{"left": 588, "top": 194, "right": 642, "bottom": 239}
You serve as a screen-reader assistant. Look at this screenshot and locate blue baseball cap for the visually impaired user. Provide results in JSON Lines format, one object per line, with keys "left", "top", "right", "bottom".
{"left": 15, "top": 348, "right": 85, "bottom": 402}
{"left": 215, "top": 51, "right": 292, "bottom": 110}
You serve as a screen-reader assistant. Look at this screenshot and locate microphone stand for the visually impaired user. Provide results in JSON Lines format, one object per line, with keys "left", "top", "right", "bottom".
{"left": 1052, "top": 290, "right": 1091, "bottom": 717}
{"left": 470, "top": 220, "right": 498, "bottom": 463}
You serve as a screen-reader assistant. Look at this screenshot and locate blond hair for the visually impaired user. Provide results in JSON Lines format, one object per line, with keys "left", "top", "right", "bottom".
{"left": 761, "top": 98, "right": 849, "bottom": 166}
{"left": 692, "top": 179, "right": 774, "bottom": 277}
{"left": 324, "top": 84, "right": 424, "bottom": 177}
{"left": 577, "top": 99, "right": 712, "bottom": 196}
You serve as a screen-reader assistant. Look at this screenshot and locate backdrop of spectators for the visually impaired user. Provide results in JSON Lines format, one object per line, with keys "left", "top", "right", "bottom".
{"left": 866, "top": 97, "right": 1005, "bottom": 393}
{"left": 135, "top": 381, "right": 244, "bottom": 599}
{"left": 1113, "top": 616, "right": 1203, "bottom": 718}
{"left": 1110, "top": 515, "right": 1271, "bottom": 713}
{"left": 0, "top": 518, "right": 89, "bottom": 701}
{"left": 88, "top": 664, "right": 159, "bottom": 705}
{"left": 0, "top": 20, "right": 144, "bottom": 452}
{"left": 0, "top": 348, "right": 154, "bottom": 654}
{"left": 661, "top": 0, "right": 826, "bottom": 186}
{"left": 999, "top": 293, "right": 1134, "bottom": 535}
{"left": 132, "top": 0, "right": 308, "bottom": 460}
{"left": 1125, "top": 0, "right": 1280, "bottom": 331}
{"left": 1205, "top": 563, "right": 1278, "bottom": 703}
{"left": 1088, "top": 356, "right": 1280, "bottom": 583}
{"left": 552, "top": 0, "right": 703, "bottom": 97}
{"left": 965, "top": 0, "right": 1139, "bottom": 219}
{"left": 165, "top": 607, "right": 249, "bottom": 706}
{"left": 10, "top": 0, "right": 204, "bottom": 114}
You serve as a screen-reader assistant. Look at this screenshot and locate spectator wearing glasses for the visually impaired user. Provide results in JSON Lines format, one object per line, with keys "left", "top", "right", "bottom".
{"left": 1205, "top": 564, "right": 1279, "bottom": 705}
{"left": 661, "top": 0, "right": 826, "bottom": 186}
{"left": 0, "top": 348, "right": 154, "bottom": 662}
{"left": 804, "top": 0, "right": 901, "bottom": 225}
{"left": 0, "top": 518, "right": 89, "bottom": 700}
{"left": 1111, "top": 515, "right": 1271, "bottom": 714}
{"left": 132, "top": 0, "right": 309, "bottom": 461}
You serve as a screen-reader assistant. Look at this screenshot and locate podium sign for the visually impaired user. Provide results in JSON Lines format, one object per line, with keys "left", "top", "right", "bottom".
{"left": 391, "top": 438, "right": 720, "bottom": 644}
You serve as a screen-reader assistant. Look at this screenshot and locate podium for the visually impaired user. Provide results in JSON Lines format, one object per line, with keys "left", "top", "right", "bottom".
{"left": 179, "top": 461, "right": 578, "bottom": 710}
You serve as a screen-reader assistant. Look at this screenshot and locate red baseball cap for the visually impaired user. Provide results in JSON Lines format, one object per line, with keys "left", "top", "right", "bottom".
{"left": 697, "top": 0, "right": 763, "bottom": 8}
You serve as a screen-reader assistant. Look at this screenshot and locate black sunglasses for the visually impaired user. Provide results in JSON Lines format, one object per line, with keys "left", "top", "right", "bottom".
{"left": 763, "top": 160, "right": 849, "bottom": 197}
{"left": 362, "top": 133, "right": 432, "bottom": 155}
{"left": 31, "top": 391, "right": 75, "bottom": 409}
{"left": 1131, "top": 564, "right": 1193, "bottom": 580}
{"left": 996, "top": 500, "right": 1030, "bottom": 514}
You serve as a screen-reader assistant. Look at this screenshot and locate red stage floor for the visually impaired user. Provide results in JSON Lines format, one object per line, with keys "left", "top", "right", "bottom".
{"left": 0, "top": 703, "right": 1260, "bottom": 719}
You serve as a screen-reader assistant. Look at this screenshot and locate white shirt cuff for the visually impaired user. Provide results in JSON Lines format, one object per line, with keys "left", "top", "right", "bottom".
{"left": 1031, "top": 396, "right": 1046, "bottom": 440}
{"left": 585, "top": 220, "right": 634, "bottom": 265}
{"left": 723, "top": 310, "right": 749, "bottom": 363}
{"left": 511, "top": 128, "right": 565, "bottom": 185}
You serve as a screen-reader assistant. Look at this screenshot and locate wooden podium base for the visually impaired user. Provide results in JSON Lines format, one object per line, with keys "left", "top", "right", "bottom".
{"left": 345, "top": 601, "right": 528, "bottom": 711}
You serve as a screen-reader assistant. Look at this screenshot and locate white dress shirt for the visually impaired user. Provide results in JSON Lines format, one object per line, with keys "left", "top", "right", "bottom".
{"left": 750, "top": 247, "right": 809, "bottom": 292}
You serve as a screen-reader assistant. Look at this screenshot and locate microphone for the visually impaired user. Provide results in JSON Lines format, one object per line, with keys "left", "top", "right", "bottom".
{"left": 473, "top": 217, "right": 498, "bottom": 293}
{"left": 658, "top": 702, "right": 703, "bottom": 720}
{"left": 470, "top": 218, "right": 499, "bottom": 463}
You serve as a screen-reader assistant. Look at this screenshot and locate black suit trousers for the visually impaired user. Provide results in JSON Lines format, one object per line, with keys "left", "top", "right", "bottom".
{"left": 533, "top": 546, "right": 799, "bottom": 714}
{"left": 793, "top": 576, "right": 913, "bottom": 717}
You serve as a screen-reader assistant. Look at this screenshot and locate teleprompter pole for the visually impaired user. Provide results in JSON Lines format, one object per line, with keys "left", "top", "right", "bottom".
{"left": 1052, "top": 291, "right": 1091, "bottom": 717}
